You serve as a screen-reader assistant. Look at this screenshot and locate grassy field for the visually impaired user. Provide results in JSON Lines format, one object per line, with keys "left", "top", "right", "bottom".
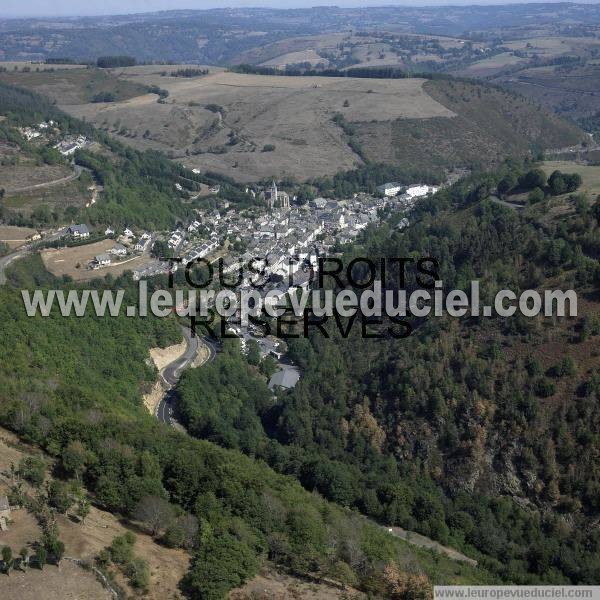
{"left": 63, "top": 71, "right": 454, "bottom": 181}
{"left": 542, "top": 160, "right": 600, "bottom": 196}
{"left": 0, "top": 67, "right": 148, "bottom": 105}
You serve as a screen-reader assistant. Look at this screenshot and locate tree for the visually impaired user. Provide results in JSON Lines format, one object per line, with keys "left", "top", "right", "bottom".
{"left": 260, "top": 355, "right": 278, "bottom": 378}
{"left": 18, "top": 456, "right": 45, "bottom": 487}
{"left": 125, "top": 557, "right": 150, "bottom": 592}
{"left": 497, "top": 173, "right": 517, "bottom": 195}
{"left": 181, "top": 533, "right": 259, "bottom": 600}
{"left": 162, "top": 514, "right": 198, "bottom": 549}
{"left": 47, "top": 480, "right": 74, "bottom": 514}
{"left": 528, "top": 187, "right": 545, "bottom": 204}
{"left": 108, "top": 532, "right": 136, "bottom": 565}
{"left": 520, "top": 169, "right": 547, "bottom": 191}
{"left": 76, "top": 498, "right": 91, "bottom": 524}
{"left": 62, "top": 441, "right": 87, "bottom": 479}
{"left": 19, "top": 547, "right": 29, "bottom": 571}
{"left": 548, "top": 170, "right": 566, "bottom": 195}
{"left": 564, "top": 172, "right": 582, "bottom": 192}
{"left": 246, "top": 339, "right": 261, "bottom": 366}
{"left": 36, "top": 546, "right": 46, "bottom": 570}
{"left": 2, "top": 546, "right": 13, "bottom": 575}
{"left": 134, "top": 495, "right": 174, "bottom": 537}
{"left": 46, "top": 538, "right": 65, "bottom": 566}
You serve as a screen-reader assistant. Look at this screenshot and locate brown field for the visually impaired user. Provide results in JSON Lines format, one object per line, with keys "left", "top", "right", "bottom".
{"left": 261, "top": 49, "right": 328, "bottom": 68}
{"left": 0, "top": 428, "right": 188, "bottom": 600}
{"left": 231, "top": 566, "right": 365, "bottom": 600}
{"left": 0, "top": 560, "right": 112, "bottom": 600}
{"left": 456, "top": 52, "right": 527, "bottom": 77}
{"left": 0, "top": 67, "right": 147, "bottom": 105}
{"left": 41, "top": 239, "right": 153, "bottom": 281}
{"left": 0, "top": 225, "right": 38, "bottom": 248}
{"left": 63, "top": 71, "right": 454, "bottom": 182}
{"left": 231, "top": 33, "right": 350, "bottom": 66}
{"left": 0, "top": 158, "right": 73, "bottom": 194}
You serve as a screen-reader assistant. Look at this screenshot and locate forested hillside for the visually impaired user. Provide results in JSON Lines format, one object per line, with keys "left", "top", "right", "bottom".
{"left": 177, "top": 160, "right": 600, "bottom": 585}
{"left": 355, "top": 79, "right": 584, "bottom": 172}
{"left": 0, "top": 255, "right": 496, "bottom": 597}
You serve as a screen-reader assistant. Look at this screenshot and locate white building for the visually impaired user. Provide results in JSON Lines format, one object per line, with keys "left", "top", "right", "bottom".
{"left": 406, "top": 185, "right": 438, "bottom": 199}
{"left": 377, "top": 182, "right": 403, "bottom": 197}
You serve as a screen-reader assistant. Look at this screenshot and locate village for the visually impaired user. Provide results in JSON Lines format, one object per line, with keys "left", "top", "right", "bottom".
{"left": 68, "top": 179, "right": 437, "bottom": 288}
{"left": 22, "top": 176, "right": 436, "bottom": 393}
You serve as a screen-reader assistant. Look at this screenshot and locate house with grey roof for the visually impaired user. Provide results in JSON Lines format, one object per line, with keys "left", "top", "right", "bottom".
{"left": 268, "top": 366, "right": 301, "bottom": 391}
{"left": 67, "top": 224, "right": 90, "bottom": 238}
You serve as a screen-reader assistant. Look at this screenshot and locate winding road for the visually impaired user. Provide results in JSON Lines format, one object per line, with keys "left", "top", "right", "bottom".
{"left": 0, "top": 227, "right": 66, "bottom": 285}
{"left": 4, "top": 165, "right": 84, "bottom": 195}
{"left": 155, "top": 325, "right": 218, "bottom": 425}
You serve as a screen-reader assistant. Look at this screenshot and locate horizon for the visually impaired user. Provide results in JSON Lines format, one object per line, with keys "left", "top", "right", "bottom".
{"left": 2, "top": 0, "right": 600, "bottom": 20}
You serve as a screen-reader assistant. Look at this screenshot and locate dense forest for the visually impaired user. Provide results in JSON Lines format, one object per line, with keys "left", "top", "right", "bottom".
{"left": 176, "top": 160, "right": 600, "bottom": 585}
{"left": 0, "top": 254, "right": 495, "bottom": 598}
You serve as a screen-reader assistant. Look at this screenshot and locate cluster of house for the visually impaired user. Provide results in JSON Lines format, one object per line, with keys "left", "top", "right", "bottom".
{"left": 64, "top": 224, "right": 152, "bottom": 269}
{"left": 18, "top": 120, "right": 56, "bottom": 141}
{"left": 53, "top": 135, "right": 88, "bottom": 157}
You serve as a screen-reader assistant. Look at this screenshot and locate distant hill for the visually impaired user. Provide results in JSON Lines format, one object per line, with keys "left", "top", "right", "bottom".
{"left": 355, "top": 78, "right": 585, "bottom": 172}
{"left": 1, "top": 5, "right": 600, "bottom": 64}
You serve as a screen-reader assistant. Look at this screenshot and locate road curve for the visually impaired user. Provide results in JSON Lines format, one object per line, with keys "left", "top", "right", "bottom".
{"left": 156, "top": 326, "right": 218, "bottom": 425}
{"left": 0, "top": 246, "right": 30, "bottom": 285}
{"left": 4, "top": 165, "right": 83, "bottom": 195}
{"left": 0, "top": 227, "right": 66, "bottom": 285}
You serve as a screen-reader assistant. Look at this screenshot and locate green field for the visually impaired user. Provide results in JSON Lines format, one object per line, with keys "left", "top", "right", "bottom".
{"left": 543, "top": 161, "right": 600, "bottom": 196}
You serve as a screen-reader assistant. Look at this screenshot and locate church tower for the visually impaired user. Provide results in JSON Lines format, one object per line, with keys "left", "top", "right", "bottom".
{"left": 268, "top": 180, "right": 277, "bottom": 210}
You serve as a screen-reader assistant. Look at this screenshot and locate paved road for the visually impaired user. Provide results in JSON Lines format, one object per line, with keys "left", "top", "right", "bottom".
{"left": 0, "top": 227, "right": 66, "bottom": 285}
{"left": 156, "top": 326, "right": 218, "bottom": 425}
{"left": 490, "top": 196, "right": 524, "bottom": 211}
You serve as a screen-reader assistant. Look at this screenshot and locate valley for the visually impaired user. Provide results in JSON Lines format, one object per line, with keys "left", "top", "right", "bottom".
{"left": 0, "top": 4, "right": 599, "bottom": 600}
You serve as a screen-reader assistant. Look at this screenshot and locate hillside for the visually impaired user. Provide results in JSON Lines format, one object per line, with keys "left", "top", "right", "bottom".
{"left": 175, "top": 161, "right": 600, "bottom": 585}
{"left": 2, "top": 5, "right": 600, "bottom": 64}
{"left": 63, "top": 69, "right": 456, "bottom": 182}
{"left": 0, "top": 254, "right": 495, "bottom": 598}
{"left": 354, "top": 78, "right": 584, "bottom": 172}
{"left": 3, "top": 65, "right": 583, "bottom": 182}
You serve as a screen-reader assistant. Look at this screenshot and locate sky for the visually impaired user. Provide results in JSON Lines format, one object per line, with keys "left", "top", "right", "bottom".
{"left": 2, "top": 0, "right": 598, "bottom": 19}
